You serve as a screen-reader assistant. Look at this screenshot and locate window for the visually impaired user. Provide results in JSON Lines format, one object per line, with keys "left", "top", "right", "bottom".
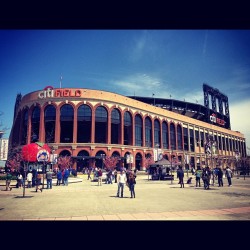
{"left": 95, "top": 106, "right": 108, "bottom": 143}
{"left": 170, "top": 123, "right": 176, "bottom": 150}
{"left": 177, "top": 125, "right": 183, "bottom": 150}
{"left": 111, "top": 109, "right": 121, "bottom": 144}
{"left": 162, "top": 121, "right": 169, "bottom": 149}
{"left": 183, "top": 127, "right": 189, "bottom": 151}
{"left": 31, "top": 106, "right": 40, "bottom": 142}
{"left": 135, "top": 114, "right": 143, "bottom": 146}
{"left": 145, "top": 117, "right": 152, "bottom": 147}
{"left": 45, "top": 105, "right": 56, "bottom": 143}
{"left": 77, "top": 105, "right": 92, "bottom": 143}
{"left": 60, "top": 104, "right": 74, "bottom": 143}
{"left": 124, "top": 111, "right": 132, "bottom": 145}
{"left": 154, "top": 119, "right": 161, "bottom": 147}
{"left": 21, "top": 108, "right": 28, "bottom": 145}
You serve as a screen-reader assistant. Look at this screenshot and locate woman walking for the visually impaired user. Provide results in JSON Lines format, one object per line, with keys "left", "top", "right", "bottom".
{"left": 128, "top": 172, "right": 136, "bottom": 198}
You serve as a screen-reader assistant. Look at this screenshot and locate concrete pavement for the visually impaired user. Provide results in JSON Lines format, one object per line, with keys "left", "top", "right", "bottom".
{"left": 0, "top": 173, "right": 250, "bottom": 220}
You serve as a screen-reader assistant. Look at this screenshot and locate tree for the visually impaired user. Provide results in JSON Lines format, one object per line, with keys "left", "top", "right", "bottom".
{"left": 144, "top": 156, "right": 155, "bottom": 170}
{"left": 5, "top": 146, "right": 23, "bottom": 173}
{"left": 103, "top": 156, "right": 119, "bottom": 171}
{"left": 57, "top": 155, "right": 73, "bottom": 171}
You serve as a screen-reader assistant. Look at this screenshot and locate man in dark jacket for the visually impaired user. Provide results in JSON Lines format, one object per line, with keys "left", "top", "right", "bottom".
{"left": 217, "top": 167, "right": 223, "bottom": 187}
{"left": 177, "top": 166, "right": 184, "bottom": 188}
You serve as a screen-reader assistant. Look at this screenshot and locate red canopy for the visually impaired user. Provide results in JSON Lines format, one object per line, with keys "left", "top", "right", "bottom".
{"left": 22, "top": 142, "right": 51, "bottom": 162}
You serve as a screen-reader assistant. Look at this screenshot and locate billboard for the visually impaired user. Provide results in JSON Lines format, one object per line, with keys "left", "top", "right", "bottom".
{"left": 0, "top": 139, "right": 9, "bottom": 161}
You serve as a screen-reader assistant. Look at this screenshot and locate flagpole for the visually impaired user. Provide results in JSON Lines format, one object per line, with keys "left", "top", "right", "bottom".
{"left": 60, "top": 75, "right": 62, "bottom": 88}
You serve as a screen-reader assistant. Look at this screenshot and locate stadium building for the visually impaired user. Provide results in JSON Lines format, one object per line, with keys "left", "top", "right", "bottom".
{"left": 8, "top": 84, "right": 247, "bottom": 171}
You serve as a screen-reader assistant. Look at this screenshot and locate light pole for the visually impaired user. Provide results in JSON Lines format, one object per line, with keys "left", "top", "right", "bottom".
{"left": 170, "top": 150, "right": 173, "bottom": 184}
{"left": 100, "top": 154, "right": 105, "bottom": 169}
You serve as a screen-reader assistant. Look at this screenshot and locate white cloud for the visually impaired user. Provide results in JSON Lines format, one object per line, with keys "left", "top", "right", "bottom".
{"left": 109, "top": 73, "right": 167, "bottom": 97}
{"left": 230, "top": 99, "right": 250, "bottom": 149}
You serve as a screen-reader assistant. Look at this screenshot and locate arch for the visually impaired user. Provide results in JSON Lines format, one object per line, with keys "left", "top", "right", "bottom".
{"left": 95, "top": 106, "right": 108, "bottom": 143}
{"left": 177, "top": 124, "right": 183, "bottom": 150}
{"left": 170, "top": 122, "right": 176, "bottom": 150}
{"left": 123, "top": 111, "right": 132, "bottom": 145}
{"left": 145, "top": 117, "right": 152, "bottom": 147}
{"left": 59, "top": 150, "right": 71, "bottom": 156}
{"left": 77, "top": 150, "right": 90, "bottom": 172}
{"left": 31, "top": 106, "right": 40, "bottom": 143}
{"left": 135, "top": 114, "right": 143, "bottom": 146}
{"left": 44, "top": 104, "right": 56, "bottom": 143}
{"left": 154, "top": 119, "right": 161, "bottom": 147}
{"left": 162, "top": 121, "right": 169, "bottom": 149}
{"left": 77, "top": 104, "right": 92, "bottom": 143}
{"left": 95, "top": 150, "right": 106, "bottom": 169}
{"left": 124, "top": 151, "right": 131, "bottom": 170}
{"left": 60, "top": 104, "right": 74, "bottom": 143}
{"left": 21, "top": 108, "right": 29, "bottom": 145}
{"left": 111, "top": 108, "right": 121, "bottom": 144}
{"left": 135, "top": 152, "right": 143, "bottom": 170}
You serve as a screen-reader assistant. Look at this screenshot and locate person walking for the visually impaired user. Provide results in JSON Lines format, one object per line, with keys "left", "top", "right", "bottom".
{"left": 17, "top": 172, "right": 23, "bottom": 188}
{"left": 97, "top": 168, "right": 103, "bottom": 186}
{"left": 46, "top": 168, "right": 53, "bottom": 189}
{"left": 56, "top": 169, "right": 62, "bottom": 186}
{"left": 117, "top": 170, "right": 127, "bottom": 198}
{"left": 177, "top": 166, "right": 184, "bottom": 188}
{"left": 63, "top": 168, "right": 70, "bottom": 186}
{"left": 202, "top": 167, "right": 210, "bottom": 190}
{"left": 194, "top": 169, "right": 201, "bottom": 187}
{"left": 128, "top": 172, "right": 136, "bottom": 198}
{"left": 27, "top": 171, "right": 33, "bottom": 188}
{"left": 87, "top": 167, "right": 92, "bottom": 180}
{"left": 5, "top": 170, "right": 12, "bottom": 191}
{"left": 35, "top": 172, "right": 43, "bottom": 192}
{"left": 217, "top": 167, "right": 224, "bottom": 187}
{"left": 225, "top": 166, "right": 233, "bottom": 186}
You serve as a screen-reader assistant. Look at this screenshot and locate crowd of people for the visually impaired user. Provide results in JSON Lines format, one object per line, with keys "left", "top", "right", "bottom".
{"left": 177, "top": 165, "right": 234, "bottom": 189}
{"left": 4, "top": 163, "right": 234, "bottom": 199}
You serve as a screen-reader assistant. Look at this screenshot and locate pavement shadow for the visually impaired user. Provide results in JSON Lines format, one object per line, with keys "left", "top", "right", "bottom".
{"left": 14, "top": 196, "right": 34, "bottom": 198}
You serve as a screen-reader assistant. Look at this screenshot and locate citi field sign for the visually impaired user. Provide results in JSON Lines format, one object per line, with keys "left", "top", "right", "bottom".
{"left": 38, "top": 86, "right": 82, "bottom": 99}
{"left": 209, "top": 113, "right": 225, "bottom": 126}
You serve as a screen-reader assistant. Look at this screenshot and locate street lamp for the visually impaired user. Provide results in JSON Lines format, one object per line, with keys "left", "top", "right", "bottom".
{"left": 100, "top": 154, "right": 105, "bottom": 169}
{"left": 170, "top": 150, "right": 173, "bottom": 184}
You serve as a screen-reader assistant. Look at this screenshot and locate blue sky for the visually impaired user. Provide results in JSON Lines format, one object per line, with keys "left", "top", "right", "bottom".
{"left": 0, "top": 30, "right": 250, "bottom": 154}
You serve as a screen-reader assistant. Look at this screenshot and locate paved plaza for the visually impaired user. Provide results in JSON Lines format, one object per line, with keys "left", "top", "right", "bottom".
{"left": 0, "top": 172, "right": 250, "bottom": 221}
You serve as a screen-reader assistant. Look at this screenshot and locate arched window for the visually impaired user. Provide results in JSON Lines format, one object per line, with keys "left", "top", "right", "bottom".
{"left": 60, "top": 104, "right": 74, "bottom": 143}
{"left": 124, "top": 111, "right": 132, "bottom": 145}
{"left": 177, "top": 124, "right": 183, "bottom": 150}
{"left": 162, "top": 121, "right": 169, "bottom": 149}
{"left": 95, "top": 106, "right": 108, "bottom": 143}
{"left": 77, "top": 104, "right": 92, "bottom": 143}
{"left": 154, "top": 119, "right": 161, "bottom": 147}
{"left": 111, "top": 108, "right": 121, "bottom": 144}
{"left": 44, "top": 105, "right": 56, "bottom": 143}
{"left": 135, "top": 114, "right": 143, "bottom": 146}
{"left": 145, "top": 117, "right": 152, "bottom": 147}
{"left": 21, "top": 108, "right": 28, "bottom": 145}
{"left": 170, "top": 123, "right": 176, "bottom": 150}
{"left": 31, "top": 106, "right": 40, "bottom": 143}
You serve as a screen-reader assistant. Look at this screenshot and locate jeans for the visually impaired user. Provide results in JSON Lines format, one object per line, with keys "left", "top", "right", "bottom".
{"left": 64, "top": 177, "right": 68, "bottom": 186}
{"left": 117, "top": 183, "right": 124, "bottom": 197}
{"left": 218, "top": 177, "right": 223, "bottom": 187}
{"left": 196, "top": 177, "right": 201, "bottom": 187}
{"left": 129, "top": 184, "right": 135, "bottom": 198}
{"left": 227, "top": 177, "right": 232, "bottom": 186}
{"left": 47, "top": 179, "right": 52, "bottom": 189}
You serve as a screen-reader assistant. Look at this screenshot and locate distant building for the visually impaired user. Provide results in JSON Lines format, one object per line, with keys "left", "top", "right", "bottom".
{"left": 0, "top": 138, "right": 9, "bottom": 161}
{"left": 8, "top": 84, "right": 246, "bottom": 171}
